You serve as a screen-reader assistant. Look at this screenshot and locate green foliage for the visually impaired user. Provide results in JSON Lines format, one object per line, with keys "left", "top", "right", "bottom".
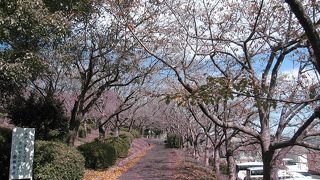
{"left": 0, "top": 54, "right": 45, "bottom": 103}
{"left": 0, "top": 127, "right": 11, "bottom": 144}
{"left": 164, "top": 76, "right": 253, "bottom": 107}
{"left": 0, "top": 0, "right": 97, "bottom": 103}
{"left": 120, "top": 127, "right": 129, "bottom": 131}
{"left": 42, "top": 0, "right": 100, "bottom": 20}
{"left": 219, "top": 164, "right": 229, "bottom": 175}
{"left": 77, "top": 141, "right": 117, "bottom": 169}
{"left": 166, "top": 134, "right": 183, "bottom": 149}
{"left": 153, "top": 129, "right": 162, "bottom": 136}
{"left": 33, "top": 141, "right": 85, "bottom": 180}
{"left": 143, "top": 129, "right": 151, "bottom": 136}
{"left": 0, "top": 0, "right": 67, "bottom": 100}
{"left": 119, "top": 127, "right": 140, "bottom": 139}
{"left": 0, "top": 0, "right": 67, "bottom": 49}
{"left": 130, "top": 128, "right": 141, "bottom": 138}
{"left": 78, "top": 128, "right": 87, "bottom": 138}
{"left": 119, "top": 131, "right": 134, "bottom": 143}
{"left": 0, "top": 128, "right": 12, "bottom": 179}
{"left": 105, "top": 136, "right": 130, "bottom": 158}
{"left": 8, "top": 94, "right": 69, "bottom": 141}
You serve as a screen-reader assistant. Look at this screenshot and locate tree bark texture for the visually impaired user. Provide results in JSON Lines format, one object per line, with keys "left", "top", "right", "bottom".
{"left": 226, "top": 150, "right": 236, "bottom": 180}
{"left": 214, "top": 148, "right": 221, "bottom": 177}
{"left": 286, "top": 0, "right": 320, "bottom": 73}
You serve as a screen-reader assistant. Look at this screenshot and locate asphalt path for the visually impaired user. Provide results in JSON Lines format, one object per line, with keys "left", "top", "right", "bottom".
{"left": 118, "top": 139, "right": 180, "bottom": 180}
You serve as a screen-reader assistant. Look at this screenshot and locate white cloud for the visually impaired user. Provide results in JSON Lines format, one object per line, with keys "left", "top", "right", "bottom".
{"left": 280, "top": 68, "right": 320, "bottom": 86}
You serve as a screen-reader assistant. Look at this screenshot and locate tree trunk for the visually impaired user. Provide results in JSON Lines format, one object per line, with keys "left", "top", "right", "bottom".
{"left": 223, "top": 125, "right": 236, "bottom": 179}
{"left": 69, "top": 129, "right": 77, "bottom": 146}
{"left": 193, "top": 139, "right": 199, "bottom": 159}
{"left": 128, "top": 118, "right": 135, "bottom": 132}
{"left": 186, "top": 136, "right": 190, "bottom": 149}
{"left": 204, "top": 136, "right": 210, "bottom": 166}
{"left": 190, "top": 129, "right": 195, "bottom": 148}
{"left": 69, "top": 117, "right": 81, "bottom": 146}
{"left": 114, "top": 114, "right": 120, "bottom": 137}
{"left": 262, "top": 150, "right": 275, "bottom": 180}
{"left": 213, "top": 148, "right": 221, "bottom": 177}
{"left": 140, "top": 126, "right": 145, "bottom": 137}
{"left": 69, "top": 115, "right": 82, "bottom": 146}
{"left": 68, "top": 101, "right": 81, "bottom": 146}
{"left": 115, "top": 126, "right": 119, "bottom": 137}
{"left": 193, "top": 145, "right": 197, "bottom": 158}
{"left": 98, "top": 120, "right": 105, "bottom": 139}
{"left": 226, "top": 150, "right": 236, "bottom": 180}
{"left": 285, "top": 0, "right": 320, "bottom": 73}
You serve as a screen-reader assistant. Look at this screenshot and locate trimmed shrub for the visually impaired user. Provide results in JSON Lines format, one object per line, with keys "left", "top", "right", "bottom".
{"left": 105, "top": 137, "right": 130, "bottom": 158}
{"left": 109, "top": 131, "right": 115, "bottom": 136}
{"left": 119, "top": 131, "right": 134, "bottom": 143}
{"left": 130, "top": 129, "right": 140, "bottom": 138}
{"left": 78, "top": 128, "right": 86, "bottom": 138}
{"left": 77, "top": 141, "right": 117, "bottom": 169}
{"left": 120, "top": 127, "right": 129, "bottom": 132}
{"left": 166, "top": 134, "right": 183, "bottom": 148}
{"left": 33, "top": 141, "right": 85, "bottom": 180}
{"left": 119, "top": 127, "right": 140, "bottom": 138}
{"left": 0, "top": 127, "right": 12, "bottom": 179}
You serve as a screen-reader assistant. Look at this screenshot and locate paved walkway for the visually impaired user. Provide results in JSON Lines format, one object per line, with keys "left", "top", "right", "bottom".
{"left": 118, "top": 139, "right": 181, "bottom": 180}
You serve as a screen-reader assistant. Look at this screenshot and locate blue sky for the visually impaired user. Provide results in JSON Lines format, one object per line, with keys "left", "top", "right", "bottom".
{"left": 253, "top": 48, "right": 310, "bottom": 78}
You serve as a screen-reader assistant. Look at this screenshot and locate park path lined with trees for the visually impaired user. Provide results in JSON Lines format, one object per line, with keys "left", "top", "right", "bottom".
{"left": 119, "top": 138, "right": 216, "bottom": 180}
{"left": 0, "top": 0, "right": 320, "bottom": 180}
{"left": 119, "top": 139, "right": 180, "bottom": 180}
{"left": 81, "top": 137, "right": 216, "bottom": 180}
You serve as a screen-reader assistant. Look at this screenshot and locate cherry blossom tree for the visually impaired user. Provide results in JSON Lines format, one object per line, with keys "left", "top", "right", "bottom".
{"left": 286, "top": 0, "right": 320, "bottom": 73}
{"left": 125, "top": 0, "right": 320, "bottom": 179}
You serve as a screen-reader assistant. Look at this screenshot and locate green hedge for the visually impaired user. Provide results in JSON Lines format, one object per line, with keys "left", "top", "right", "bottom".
{"left": 0, "top": 128, "right": 12, "bottom": 179}
{"left": 120, "top": 127, "right": 129, "bottom": 132}
{"left": 119, "top": 131, "right": 134, "bottom": 143}
{"left": 119, "top": 127, "right": 140, "bottom": 138}
{"left": 77, "top": 141, "right": 117, "bottom": 169}
{"left": 33, "top": 141, "right": 85, "bottom": 180}
{"left": 130, "top": 129, "right": 140, "bottom": 138}
{"left": 105, "top": 136, "right": 130, "bottom": 158}
{"left": 166, "top": 134, "right": 183, "bottom": 148}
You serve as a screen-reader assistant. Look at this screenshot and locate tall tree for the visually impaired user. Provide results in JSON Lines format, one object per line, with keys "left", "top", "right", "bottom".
{"left": 0, "top": 0, "right": 98, "bottom": 111}
{"left": 286, "top": 0, "right": 320, "bottom": 73}
{"left": 126, "top": 1, "right": 320, "bottom": 179}
{"left": 62, "top": 1, "right": 159, "bottom": 144}
{"left": 0, "top": 0, "right": 65, "bottom": 103}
